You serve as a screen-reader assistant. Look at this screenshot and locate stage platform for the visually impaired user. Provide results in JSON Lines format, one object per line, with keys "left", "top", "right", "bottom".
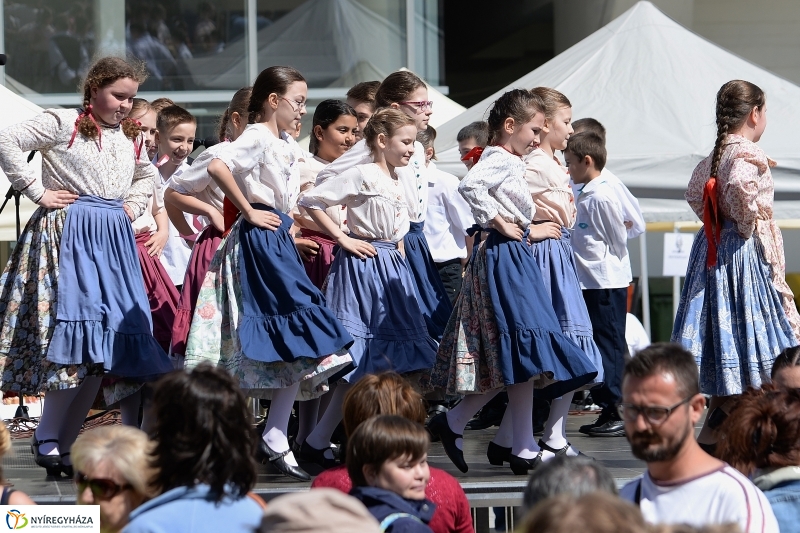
{"left": 2, "top": 410, "right": 646, "bottom": 507}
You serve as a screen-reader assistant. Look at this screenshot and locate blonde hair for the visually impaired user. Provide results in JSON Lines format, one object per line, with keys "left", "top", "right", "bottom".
{"left": 522, "top": 492, "right": 647, "bottom": 533}
{"left": 0, "top": 421, "right": 11, "bottom": 458}
{"left": 363, "top": 108, "right": 416, "bottom": 154}
{"left": 531, "top": 87, "right": 571, "bottom": 121}
{"left": 71, "top": 426, "right": 157, "bottom": 499}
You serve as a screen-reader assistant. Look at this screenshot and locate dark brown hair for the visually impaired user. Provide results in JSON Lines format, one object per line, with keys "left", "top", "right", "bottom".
{"left": 218, "top": 86, "right": 252, "bottom": 142}
{"left": 342, "top": 372, "right": 427, "bottom": 438}
{"left": 572, "top": 118, "right": 606, "bottom": 144}
{"left": 309, "top": 99, "right": 357, "bottom": 155}
{"left": 531, "top": 87, "right": 571, "bottom": 121}
{"left": 623, "top": 343, "right": 700, "bottom": 398}
{"left": 362, "top": 108, "right": 416, "bottom": 155}
{"left": 374, "top": 71, "right": 426, "bottom": 109}
{"left": 486, "top": 89, "right": 545, "bottom": 145}
{"left": 346, "top": 415, "right": 429, "bottom": 487}
{"left": 457, "top": 121, "right": 490, "bottom": 147}
{"left": 149, "top": 364, "right": 257, "bottom": 501}
{"left": 416, "top": 126, "right": 436, "bottom": 159}
{"left": 717, "top": 384, "right": 800, "bottom": 476}
{"left": 347, "top": 81, "right": 381, "bottom": 107}
{"left": 248, "top": 66, "right": 306, "bottom": 124}
{"left": 709, "top": 80, "right": 765, "bottom": 178}
{"left": 79, "top": 56, "right": 148, "bottom": 141}
{"left": 156, "top": 105, "right": 196, "bottom": 134}
{"left": 772, "top": 346, "right": 800, "bottom": 380}
{"left": 565, "top": 131, "right": 607, "bottom": 171}
{"left": 522, "top": 492, "right": 647, "bottom": 533}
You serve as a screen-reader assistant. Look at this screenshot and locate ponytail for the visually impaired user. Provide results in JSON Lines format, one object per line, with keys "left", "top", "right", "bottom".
{"left": 218, "top": 87, "right": 252, "bottom": 142}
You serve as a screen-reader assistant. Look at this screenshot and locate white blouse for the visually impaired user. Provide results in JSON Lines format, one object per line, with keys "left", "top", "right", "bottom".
{"left": 131, "top": 180, "right": 162, "bottom": 234}
{"left": 523, "top": 148, "right": 576, "bottom": 228}
{"left": 299, "top": 163, "right": 410, "bottom": 243}
{"left": 314, "top": 138, "right": 428, "bottom": 222}
{"left": 295, "top": 154, "right": 348, "bottom": 234}
{"left": 0, "top": 108, "right": 154, "bottom": 218}
{"left": 458, "top": 146, "right": 536, "bottom": 229}
{"left": 166, "top": 141, "right": 228, "bottom": 215}
{"left": 212, "top": 124, "right": 302, "bottom": 213}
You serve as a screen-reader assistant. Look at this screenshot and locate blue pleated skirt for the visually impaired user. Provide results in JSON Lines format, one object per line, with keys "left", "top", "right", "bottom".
{"left": 530, "top": 228, "right": 604, "bottom": 392}
{"left": 47, "top": 195, "right": 173, "bottom": 379}
{"left": 324, "top": 240, "right": 438, "bottom": 382}
{"left": 403, "top": 221, "right": 454, "bottom": 341}
{"left": 672, "top": 220, "right": 796, "bottom": 396}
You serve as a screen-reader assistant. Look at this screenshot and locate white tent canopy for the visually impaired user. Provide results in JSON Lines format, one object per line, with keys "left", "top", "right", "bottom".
{"left": 434, "top": 1, "right": 800, "bottom": 193}
{"left": 0, "top": 84, "right": 43, "bottom": 241}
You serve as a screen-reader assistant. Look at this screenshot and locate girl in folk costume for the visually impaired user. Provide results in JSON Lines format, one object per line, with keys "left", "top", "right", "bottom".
{"left": 0, "top": 57, "right": 172, "bottom": 476}
{"left": 183, "top": 66, "right": 354, "bottom": 481}
{"left": 316, "top": 71, "right": 453, "bottom": 342}
{"left": 426, "top": 90, "right": 597, "bottom": 475}
{"left": 166, "top": 86, "right": 252, "bottom": 359}
{"left": 487, "top": 88, "right": 604, "bottom": 466}
{"left": 672, "top": 80, "right": 800, "bottom": 449}
{"left": 292, "top": 99, "right": 358, "bottom": 451}
{"left": 297, "top": 109, "right": 438, "bottom": 469}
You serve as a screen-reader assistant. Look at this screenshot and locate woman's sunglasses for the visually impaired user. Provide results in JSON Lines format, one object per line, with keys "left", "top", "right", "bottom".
{"left": 75, "top": 472, "right": 133, "bottom": 500}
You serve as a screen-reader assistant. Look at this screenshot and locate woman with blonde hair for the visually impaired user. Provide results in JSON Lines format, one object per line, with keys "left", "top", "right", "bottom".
{"left": 0, "top": 421, "right": 35, "bottom": 505}
{"left": 72, "top": 425, "right": 155, "bottom": 533}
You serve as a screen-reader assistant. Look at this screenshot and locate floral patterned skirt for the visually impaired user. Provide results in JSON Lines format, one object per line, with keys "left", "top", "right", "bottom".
{"left": 672, "top": 222, "right": 796, "bottom": 396}
{"left": 184, "top": 216, "right": 353, "bottom": 401}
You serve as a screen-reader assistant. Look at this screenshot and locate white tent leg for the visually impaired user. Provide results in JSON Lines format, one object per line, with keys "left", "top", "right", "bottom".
{"left": 639, "top": 232, "right": 651, "bottom": 338}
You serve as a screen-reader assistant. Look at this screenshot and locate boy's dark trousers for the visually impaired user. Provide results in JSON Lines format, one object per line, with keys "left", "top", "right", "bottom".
{"left": 582, "top": 287, "right": 628, "bottom": 419}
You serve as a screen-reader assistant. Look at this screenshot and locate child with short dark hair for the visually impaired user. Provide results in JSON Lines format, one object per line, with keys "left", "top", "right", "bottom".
{"left": 348, "top": 415, "right": 436, "bottom": 533}
{"left": 456, "top": 121, "right": 489, "bottom": 170}
{"left": 565, "top": 131, "right": 631, "bottom": 437}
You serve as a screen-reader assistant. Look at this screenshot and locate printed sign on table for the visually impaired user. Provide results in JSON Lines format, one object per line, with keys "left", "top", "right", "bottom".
{"left": 662, "top": 232, "right": 692, "bottom": 277}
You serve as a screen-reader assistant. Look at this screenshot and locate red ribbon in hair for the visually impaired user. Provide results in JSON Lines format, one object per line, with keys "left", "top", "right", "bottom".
{"left": 702, "top": 176, "right": 724, "bottom": 267}
{"left": 461, "top": 146, "right": 484, "bottom": 166}
{"left": 223, "top": 197, "right": 240, "bottom": 236}
{"left": 68, "top": 105, "right": 103, "bottom": 150}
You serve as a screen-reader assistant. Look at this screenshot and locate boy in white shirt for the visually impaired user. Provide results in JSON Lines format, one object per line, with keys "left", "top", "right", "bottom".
{"left": 565, "top": 132, "right": 631, "bottom": 437}
{"left": 418, "top": 126, "right": 474, "bottom": 304}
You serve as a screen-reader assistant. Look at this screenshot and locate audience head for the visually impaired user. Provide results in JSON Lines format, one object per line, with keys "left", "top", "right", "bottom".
{"left": 564, "top": 132, "right": 607, "bottom": 183}
{"left": 259, "top": 489, "right": 381, "bottom": 533}
{"left": 572, "top": 118, "right": 607, "bottom": 144}
{"left": 342, "top": 372, "right": 427, "bottom": 438}
{"left": 248, "top": 66, "right": 307, "bottom": 133}
{"left": 416, "top": 126, "right": 436, "bottom": 165}
{"left": 717, "top": 384, "right": 800, "bottom": 476}
{"left": 771, "top": 346, "right": 800, "bottom": 388}
{"left": 346, "top": 81, "right": 381, "bottom": 141}
{"left": 650, "top": 525, "right": 743, "bottom": 533}
{"left": 309, "top": 99, "right": 358, "bottom": 160}
{"left": 347, "top": 415, "right": 430, "bottom": 501}
{"left": 621, "top": 343, "right": 705, "bottom": 465}
{"left": 530, "top": 87, "right": 573, "bottom": 152}
{"left": 362, "top": 108, "right": 417, "bottom": 166}
{"left": 487, "top": 89, "right": 546, "bottom": 154}
{"left": 375, "top": 70, "right": 431, "bottom": 132}
{"left": 218, "top": 86, "right": 253, "bottom": 142}
{"left": 457, "top": 121, "right": 490, "bottom": 170}
{"left": 149, "top": 364, "right": 257, "bottom": 501}
{"left": 522, "top": 455, "right": 618, "bottom": 512}
{"left": 522, "top": 492, "right": 648, "bottom": 533}
{"left": 72, "top": 425, "right": 155, "bottom": 533}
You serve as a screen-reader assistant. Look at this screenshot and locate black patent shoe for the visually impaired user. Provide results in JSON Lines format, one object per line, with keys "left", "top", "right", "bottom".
{"left": 298, "top": 440, "right": 339, "bottom": 470}
{"left": 259, "top": 440, "right": 311, "bottom": 481}
{"left": 538, "top": 439, "right": 592, "bottom": 460}
{"left": 486, "top": 441, "right": 511, "bottom": 466}
{"left": 509, "top": 452, "right": 543, "bottom": 475}
{"left": 30, "top": 434, "right": 62, "bottom": 476}
{"left": 428, "top": 413, "right": 468, "bottom": 473}
{"left": 60, "top": 453, "right": 74, "bottom": 478}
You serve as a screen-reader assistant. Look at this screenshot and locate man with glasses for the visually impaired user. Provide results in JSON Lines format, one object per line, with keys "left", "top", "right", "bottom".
{"left": 618, "top": 343, "right": 778, "bottom": 532}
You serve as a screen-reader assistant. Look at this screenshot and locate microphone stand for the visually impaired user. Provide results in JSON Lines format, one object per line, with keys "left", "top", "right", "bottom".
{"left": 0, "top": 150, "right": 34, "bottom": 419}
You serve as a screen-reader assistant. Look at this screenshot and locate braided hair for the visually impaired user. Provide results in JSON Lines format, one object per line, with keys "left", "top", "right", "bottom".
{"left": 709, "top": 80, "right": 765, "bottom": 178}
{"left": 486, "top": 89, "right": 545, "bottom": 146}
{"left": 78, "top": 57, "right": 148, "bottom": 142}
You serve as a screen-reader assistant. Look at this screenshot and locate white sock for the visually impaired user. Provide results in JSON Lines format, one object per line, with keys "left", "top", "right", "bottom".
{"left": 305, "top": 383, "right": 350, "bottom": 460}
{"left": 446, "top": 391, "right": 498, "bottom": 450}
{"left": 262, "top": 383, "right": 301, "bottom": 467}
{"left": 36, "top": 388, "right": 81, "bottom": 456}
{"left": 295, "top": 398, "right": 320, "bottom": 447}
{"left": 507, "top": 381, "right": 540, "bottom": 459}
{"left": 58, "top": 377, "right": 103, "bottom": 464}
{"left": 541, "top": 393, "right": 577, "bottom": 460}
{"left": 492, "top": 409, "right": 513, "bottom": 448}
{"left": 119, "top": 390, "right": 142, "bottom": 428}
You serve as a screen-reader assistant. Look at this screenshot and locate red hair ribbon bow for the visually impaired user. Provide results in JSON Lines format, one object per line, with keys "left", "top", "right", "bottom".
{"left": 702, "top": 176, "right": 724, "bottom": 267}
{"left": 461, "top": 146, "right": 484, "bottom": 167}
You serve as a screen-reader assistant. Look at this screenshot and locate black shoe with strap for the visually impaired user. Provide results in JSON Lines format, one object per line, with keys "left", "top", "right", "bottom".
{"left": 428, "top": 413, "right": 468, "bottom": 473}
{"left": 537, "top": 439, "right": 593, "bottom": 459}
{"left": 297, "top": 440, "right": 339, "bottom": 470}
{"left": 30, "top": 434, "right": 63, "bottom": 477}
{"left": 508, "top": 452, "right": 543, "bottom": 475}
{"left": 258, "top": 440, "right": 311, "bottom": 481}
{"left": 486, "top": 441, "right": 511, "bottom": 466}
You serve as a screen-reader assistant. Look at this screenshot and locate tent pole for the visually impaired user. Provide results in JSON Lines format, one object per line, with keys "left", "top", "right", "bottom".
{"left": 672, "top": 225, "right": 680, "bottom": 321}
{"left": 246, "top": 0, "right": 257, "bottom": 84}
{"left": 405, "top": 0, "right": 415, "bottom": 71}
{"left": 639, "top": 231, "right": 651, "bottom": 338}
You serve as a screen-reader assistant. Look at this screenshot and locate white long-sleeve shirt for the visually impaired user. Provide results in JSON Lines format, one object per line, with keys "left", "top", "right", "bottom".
{"left": 167, "top": 141, "right": 228, "bottom": 215}
{"left": 458, "top": 146, "right": 535, "bottom": 229}
{"left": 315, "top": 138, "right": 428, "bottom": 222}
{"left": 601, "top": 167, "right": 645, "bottom": 239}
{"left": 572, "top": 177, "right": 632, "bottom": 289}
{"left": 299, "top": 163, "right": 409, "bottom": 243}
{"left": 424, "top": 162, "right": 474, "bottom": 262}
